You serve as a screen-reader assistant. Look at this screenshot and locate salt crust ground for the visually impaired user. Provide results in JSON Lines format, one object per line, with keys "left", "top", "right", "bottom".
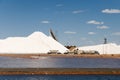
{"left": 0, "top": 31, "right": 68, "bottom": 54}
{"left": 78, "top": 43, "right": 120, "bottom": 54}
{"left": 0, "top": 31, "right": 120, "bottom": 54}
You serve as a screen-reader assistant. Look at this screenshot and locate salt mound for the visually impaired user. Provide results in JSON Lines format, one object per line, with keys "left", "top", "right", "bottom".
{"left": 78, "top": 43, "right": 120, "bottom": 54}
{"left": 0, "top": 31, "right": 68, "bottom": 54}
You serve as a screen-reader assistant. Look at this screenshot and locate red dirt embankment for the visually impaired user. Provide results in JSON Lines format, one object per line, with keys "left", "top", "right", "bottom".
{"left": 0, "top": 68, "right": 120, "bottom": 75}
{"left": 0, "top": 54, "right": 120, "bottom": 59}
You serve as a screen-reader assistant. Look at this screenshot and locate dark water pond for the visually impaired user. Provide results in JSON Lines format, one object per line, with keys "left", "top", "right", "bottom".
{"left": 0, "top": 56, "right": 120, "bottom": 68}
{"left": 0, "top": 75, "right": 120, "bottom": 80}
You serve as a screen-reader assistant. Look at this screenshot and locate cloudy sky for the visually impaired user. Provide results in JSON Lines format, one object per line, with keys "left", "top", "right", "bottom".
{"left": 0, "top": 0, "right": 120, "bottom": 46}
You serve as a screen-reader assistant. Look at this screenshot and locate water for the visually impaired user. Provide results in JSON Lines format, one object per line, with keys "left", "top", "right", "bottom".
{"left": 0, "top": 56, "right": 120, "bottom": 79}
{"left": 0, "top": 56, "right": 120, "bottom": 68}
{"left": 0, "top": 75, "right": 120, "bottom": 80}
{"left": 0, "top": 57, "right": 120, "bottom": 68}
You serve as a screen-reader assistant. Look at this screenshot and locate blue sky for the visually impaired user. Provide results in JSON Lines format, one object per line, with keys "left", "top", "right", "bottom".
{"left": 0, "top": 0, "right": 120, "bottom": 46}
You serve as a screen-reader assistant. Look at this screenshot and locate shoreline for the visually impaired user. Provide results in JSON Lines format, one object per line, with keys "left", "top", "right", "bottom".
{"left": 0, "top": 54, "right": 120, "bottom": 59}
{"left": 0, "top": 68, "right": 120, "bottom": 75}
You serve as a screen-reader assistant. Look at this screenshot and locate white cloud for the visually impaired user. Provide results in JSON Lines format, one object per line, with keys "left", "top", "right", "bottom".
{"left": 56, "top": 4, "right": 63, "bottom": 7}
{"left": 87, "top": 20, "right": 104, "bottom": 25}
{"left": 102, "top": 9, "right": 120, "bottom": 14}
{"left": 41, "top": 20, "right": 50, "bottom": 24}
{"left": 97, "top": 25, "right": 109, "bottom": 29}
{"left": 112, "top": 32, "right": 120, "bottom": 36}
{"left": 64, "top": 31, "right": 76, "bottom": 34}
{"left": 72, "top": 10, "right": 83, "bottom": 14}
{"left": 88, "top": 32, "right": 96, "bottom": 35}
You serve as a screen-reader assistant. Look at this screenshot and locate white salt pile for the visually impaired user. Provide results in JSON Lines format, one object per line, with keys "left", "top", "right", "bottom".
{"left": 0, "top": 31, "right": 68, "bottom": 54}
{"left": 78, "top": 43, "right": 120, "bottom": 54}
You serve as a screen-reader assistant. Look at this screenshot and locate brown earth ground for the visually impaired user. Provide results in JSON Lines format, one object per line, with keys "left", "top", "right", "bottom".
{"left": 0, "top": 68, "right": 120, "bottom": 75}
{"left": 0, "top": 54, "right": 120, "bottom": 59}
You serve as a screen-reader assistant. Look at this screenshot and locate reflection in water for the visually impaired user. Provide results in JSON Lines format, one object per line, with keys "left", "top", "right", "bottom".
{"left": 0, "top": 56, "right": 120, "bottom": 68}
